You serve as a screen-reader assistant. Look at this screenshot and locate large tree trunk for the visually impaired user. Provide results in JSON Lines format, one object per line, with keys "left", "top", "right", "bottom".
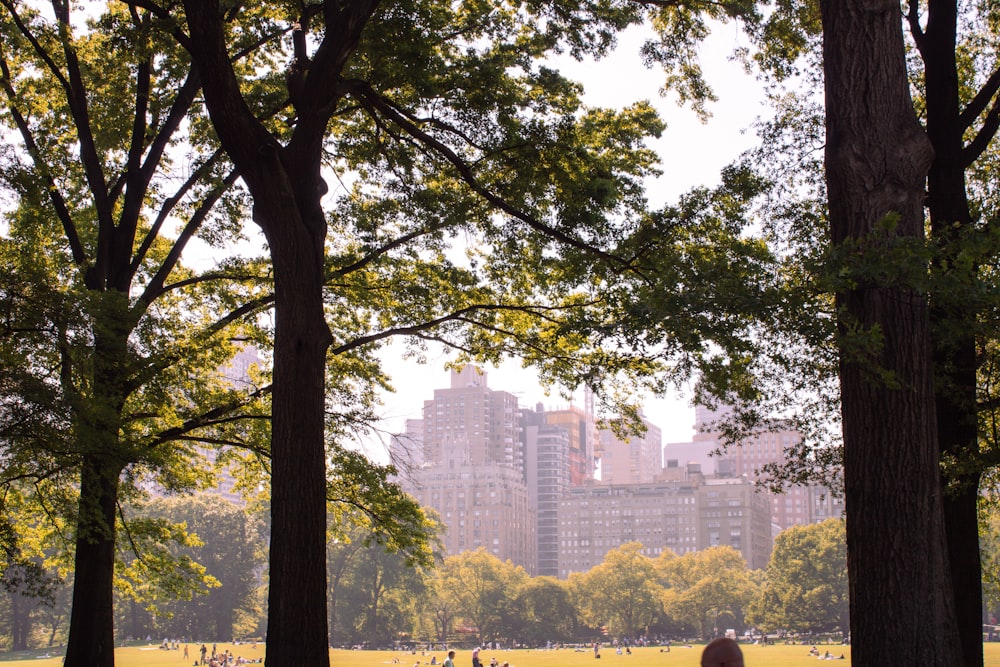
{"left": 64, "top": 455, "right": 122, "bottom": 667}
{"left": 260, "top": 189, "right": 332, "bottom": 666}
{"left": 181, "top": 2, "right": 379, "bottom": 664}
{"left": 11, "top": 590, "right": 27, "bottom": 651}
{"left": 921, "top": 3, "right": 985, "bottom": 665}
{"left": 820, "top": 0, "right": 963, "bottom": 664}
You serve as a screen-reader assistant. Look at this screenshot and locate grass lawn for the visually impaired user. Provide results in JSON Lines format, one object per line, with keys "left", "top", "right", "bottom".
{"left": 5, "top": 642, "right": 1000, "bottom": 667}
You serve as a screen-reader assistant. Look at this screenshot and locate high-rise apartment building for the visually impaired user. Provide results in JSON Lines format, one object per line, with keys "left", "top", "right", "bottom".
{"left": 422, "top": 366, "right": 522, "bottom": 468}
{"left": 556, "top": 466, "right": 772, "bottom": 576}
{"left": 539, "top": 406, "right": 596, "bottom": 485}
{"left": 598, "top": 412, "right": 663, "bottom": 484}
{"left": 403, "top": 461, "right": 536, "bottom": 571}
{"left": 663, "top": 404, "right": 843, "bottom": 534}
{"left": 523, "top": 407, "right": 571, "bottom": 577}
{"left": 392, "top": 372, "right": 844, "bottom": 579}
{"left": 392, "top": 367, "right": 536, "bottom": 571}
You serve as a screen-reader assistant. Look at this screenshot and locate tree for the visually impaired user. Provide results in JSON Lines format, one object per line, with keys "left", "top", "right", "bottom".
{"left": 327, "top": 535, "right": 367, "bottom": 647}
{"left": 129, "top": 0, "right": 678, "bottom": 663}
{"left": 570, "top": 542, "right": 663, "bottom": 640}
{"left": 419, "top": 574, "right": 457, "bottom": 646}
{"left": 437, "top": 550, "right": 527, "bottom": 645}
{"left": 336, "top": 543, "right": 426, "bottom": 646}
{"left": 736, "top": 2, "right": 1000, "bottom": 662}
{"left": 656, "top": 546, "right": 756, "bottom": 639}
{"left": 138, "top": 495, "right": 265, "bottom": 641}
{"left": 911, "top": 3, "right": 1000, "bottom": 663}
{"left": 0, "top": 558, "right": 57, "bottom": 650}
{"left": 513, "top": 577, "right": 578, "bottom": 644}
{"left": 819, "top": 0, "right": 962, "bottom": 663}
{"left": 979, "top": 500, "right": 1000, "bottom": 627}
{"left": 327, "top": 520, "right": 431, "bottom": 647}
{"left": 747, "top": 519, "right": 848, "bottom": 637}
{"left": 0, "top": 3, "right": 269, "bottom": 666}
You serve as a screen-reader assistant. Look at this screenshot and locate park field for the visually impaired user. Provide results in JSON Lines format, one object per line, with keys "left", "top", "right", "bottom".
{"left": 6, "top": 643, "right": 1000, "bottom": 667}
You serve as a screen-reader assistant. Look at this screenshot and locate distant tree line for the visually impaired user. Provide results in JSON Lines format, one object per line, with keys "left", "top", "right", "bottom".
{"left": 0, "top": 502, "right": 907, "bottom": 650}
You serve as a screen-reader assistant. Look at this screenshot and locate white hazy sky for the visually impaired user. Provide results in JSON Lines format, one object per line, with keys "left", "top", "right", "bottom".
{"left": 368, "top": 22, "right": 767, "bottom": 461}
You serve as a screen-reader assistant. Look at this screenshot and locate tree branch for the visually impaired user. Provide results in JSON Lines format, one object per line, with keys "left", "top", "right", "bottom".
{"left": 329, "top": 301, "right": 591, "bottom": 357}
{"left": 959, "top": 65, "right": 1000, "bottom": 131}
{"left": 345, "top": 79, "right": 632, "bottom": 270}
{"left": 330, "top": 220, "right": 451, "bottom": 278}
{"left": 49, "top": 0, "right": 117, "bottom": 287}
{"left": 136, "top": 167, "right": 242, "bottom": 305}
{"left": 962, "top": 92, "right": 1000, "bottom": 168}
{"left": 906, "top": 0, "right": 926, "bottom": 55}
{"left": 0, "top": 14, "right": 88, "bottom": 270}
{"left": 147, "top": 385, "right": 272, "bottom": 449}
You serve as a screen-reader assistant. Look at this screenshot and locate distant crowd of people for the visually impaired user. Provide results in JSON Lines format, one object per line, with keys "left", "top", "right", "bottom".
{"left": 191, "top": 642, "right": 261, "bottom": 667}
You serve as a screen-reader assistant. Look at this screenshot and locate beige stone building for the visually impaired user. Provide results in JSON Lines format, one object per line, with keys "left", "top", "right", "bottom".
{"left": 392, "top": 367, "right": 536, "bottom": 572}
{"left": 663, "top": 404, "right": 844, "bottom": 536}
{"left": 403, "top": 462, "right": 535, "bottom": 571}
{"left": 556, "top": 466, "right": 772, "bottom": 577}
{"left": 598, "top": 412, "right": 663, "bottom": 484}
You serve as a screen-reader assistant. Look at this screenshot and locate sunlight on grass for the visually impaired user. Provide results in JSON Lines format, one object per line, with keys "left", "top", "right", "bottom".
{"left": 6, "top": 643, "right": 1000, "bottom": 667}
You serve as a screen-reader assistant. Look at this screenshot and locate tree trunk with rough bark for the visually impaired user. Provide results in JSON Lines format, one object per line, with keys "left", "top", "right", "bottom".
{"left": 821, "top": 0, "right": 963, "bottom": 663}
{"left": 63, "top": 456, "right": 123, "bottom": 667}
{"left": 182, "top": 2, "right": 363, "bottom": 664}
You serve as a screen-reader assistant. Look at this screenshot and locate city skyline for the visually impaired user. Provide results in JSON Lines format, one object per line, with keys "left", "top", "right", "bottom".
{"left": 389, "top": 365, "right": 843, "bottom": 579}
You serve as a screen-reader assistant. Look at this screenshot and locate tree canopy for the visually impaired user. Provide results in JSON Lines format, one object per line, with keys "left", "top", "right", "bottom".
{"left": 747, "top": 518, "right": 848, "bottom": 637}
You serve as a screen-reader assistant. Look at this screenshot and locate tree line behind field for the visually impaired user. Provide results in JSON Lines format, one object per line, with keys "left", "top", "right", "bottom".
{"left": 0, "top": 504, "right": 911, "bottom": 651}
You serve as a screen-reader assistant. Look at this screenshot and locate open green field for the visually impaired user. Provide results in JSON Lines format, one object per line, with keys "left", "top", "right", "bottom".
{"left": 6, "top": 643, "right": 1000, "bottom": 667}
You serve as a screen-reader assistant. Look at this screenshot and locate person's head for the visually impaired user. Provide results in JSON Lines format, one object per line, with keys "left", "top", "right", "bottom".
{"left": 448, "top": 652, "right": 455, "bottom": 659}
{"left": 700, "top": 638, "right": 744, "bottom": 667}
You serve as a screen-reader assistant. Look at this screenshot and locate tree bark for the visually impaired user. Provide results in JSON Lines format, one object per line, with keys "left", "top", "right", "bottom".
{"left": 182, "top": 4, "right": 338, "bottom": 665}
{"left": 63, "top": 455, "right": 122, "bottom": 667}
{"left": 820, "top": 0, "right": 963, "bottom": 664}
{"left": 11, "top": 589, "right": 27, "bottom": 651}
{"left": 920, "top": 2, "right": 985, "bottom": 664}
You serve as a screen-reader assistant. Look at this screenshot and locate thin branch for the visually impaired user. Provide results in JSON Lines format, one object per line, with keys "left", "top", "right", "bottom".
{"left": 146, "top": 384, "right": 272, "bottom": 449}
{"left": 959, "top": 65, "right": 1000, "bottom": 131}
{"left": 116, "top": 499, "right": 147, "bottom": 568}
{"left": 137, "top": 168, "right": 242, "bottom": 305}
{"left": 962, "top": 92, "right": 1000, "bottom": 168}
{"left": 345, "top": 79, "right": 632, "bottom": 270}
{"left": 116, "top": 70, "right": 202, "bottom": 230}
{"left": 127, "top": 293, "right": 274, "bottom": 394}
{"left": 162, "top": 272, "right": 272, "bottom": 294}
{"left": 130, "top": 149, "right": 227, "bottom": 275}
{"left": 906, "top": 0, "right": 926, "bottom": 55}
{"left": 331, "top": 220, "right": 451, "bottom": 277}
{"left": 0, "top": 48, "right": 88, "bottom": 269}
{"left": 50, "top": 0, "right": 117, "bottom": 273}
{"left": 329, "top": 301, "right": 590, "bottom": 357}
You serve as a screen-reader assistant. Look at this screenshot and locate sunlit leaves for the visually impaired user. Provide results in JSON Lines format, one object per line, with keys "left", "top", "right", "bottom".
{"left": 570, "top": 542, "right": 662, "bottom": 637}
{"left": 747, "top": 518, "right": 848, "bottom": 636}
{"left": 657, "top": 545, "right": 757, "bottom": 639}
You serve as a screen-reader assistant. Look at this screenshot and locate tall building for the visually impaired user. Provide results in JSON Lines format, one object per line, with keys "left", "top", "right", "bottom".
{"left": 540, "top": 406, "right": 595, "bottom": 485}
{"left": 523, "top": 406, "right": 572, "bottom": 577}
{"left": 393, "top": 367, "right": 536, "bottom": 571}
{"left": 423, "top": 366, "right": 522, "bottom": 469}
{"left": 663, "top": 404, "right": 843, "bottom": 534}
{"left": 598, "top": 412, "right": 663, "bottom": 484}
{"left": 403, "top": 461, "right": 535, "bottom": 571}
{"left": 698, "top": 475, "right": 773, "bottom": 569}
